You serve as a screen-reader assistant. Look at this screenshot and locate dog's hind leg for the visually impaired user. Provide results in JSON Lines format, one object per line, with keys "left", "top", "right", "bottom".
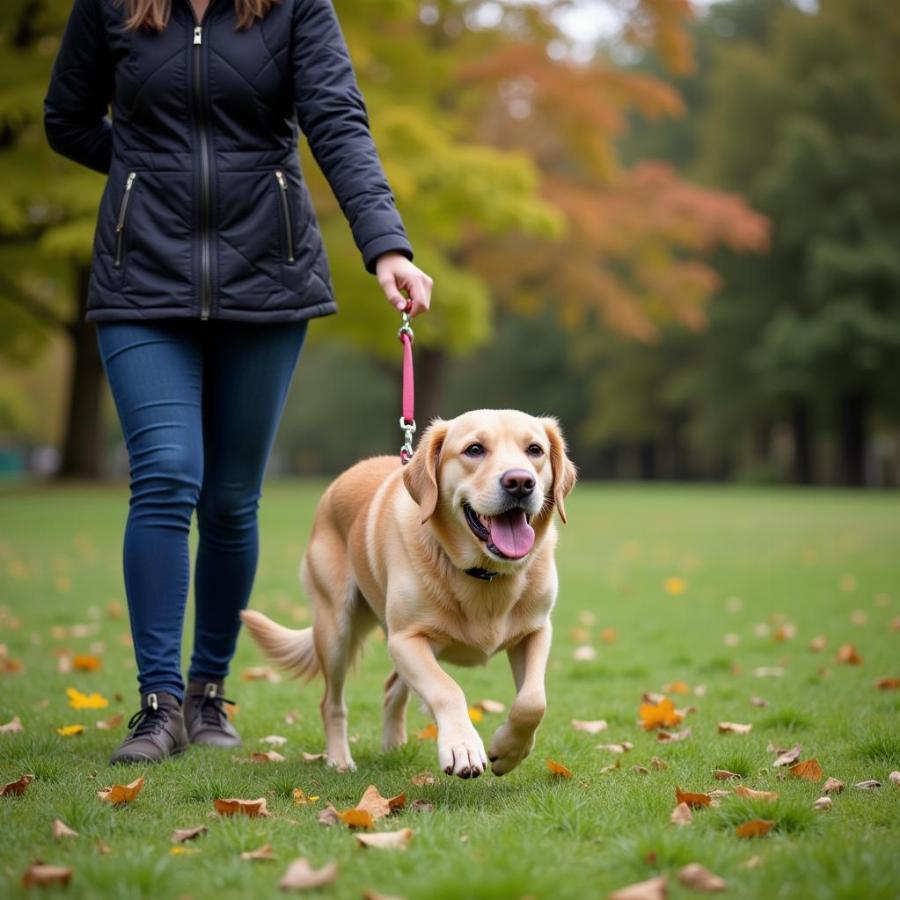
{"left": 382, "top": 670, "right": 409, "bottom": 751}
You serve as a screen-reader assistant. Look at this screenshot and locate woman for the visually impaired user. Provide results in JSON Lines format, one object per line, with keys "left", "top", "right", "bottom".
{"left": 44, "top": 0, "right": 432, "bottom": 764}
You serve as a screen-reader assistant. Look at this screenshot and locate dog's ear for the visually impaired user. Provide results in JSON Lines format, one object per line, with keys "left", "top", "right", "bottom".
{"left": 541, "top": 417, "right": 577, "bottom": 524}
{"left": 402, "top": 419, "right": 448, "bottom": 524}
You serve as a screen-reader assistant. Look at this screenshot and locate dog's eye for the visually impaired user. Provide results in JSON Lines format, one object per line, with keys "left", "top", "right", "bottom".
{"left": 527, "top": 443, "right": 545, "bottom": 457}
{"left": 464, "top": 443, "right": 485, "bottom": 458}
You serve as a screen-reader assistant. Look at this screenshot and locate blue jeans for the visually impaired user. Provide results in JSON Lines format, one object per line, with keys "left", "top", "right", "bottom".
{"left": 96, "top": 318, "right": 308, "bottom": 701}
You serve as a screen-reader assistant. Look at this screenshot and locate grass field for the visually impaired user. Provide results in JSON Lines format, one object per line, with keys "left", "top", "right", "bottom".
{"left": 1, "top": 481, "right": 899, "bottom": 899}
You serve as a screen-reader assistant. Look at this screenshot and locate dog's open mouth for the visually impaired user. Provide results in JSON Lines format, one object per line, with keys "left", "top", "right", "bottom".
{"left": 463, "top": 502, "right": 535, "bottom": 560}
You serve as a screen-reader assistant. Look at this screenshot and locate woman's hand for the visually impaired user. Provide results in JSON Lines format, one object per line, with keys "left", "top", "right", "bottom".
{"left": 375, "top": 251, "right": 433, "bottom": 317}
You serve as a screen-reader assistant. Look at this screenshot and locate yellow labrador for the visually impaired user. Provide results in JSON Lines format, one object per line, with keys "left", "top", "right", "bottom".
{"left": 241, "top": 409, "right": 576, "bottom": 778}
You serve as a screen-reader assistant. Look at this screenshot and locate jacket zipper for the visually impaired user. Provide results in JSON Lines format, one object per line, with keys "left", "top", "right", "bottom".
{"left": 193, "top": 25, "right": 213, "bottom": 321}
{"left": 274, "top": 170, "right": 295, "bottom": 263}
{"left": 114, "top": 171, "right": 137, "bottom": 268}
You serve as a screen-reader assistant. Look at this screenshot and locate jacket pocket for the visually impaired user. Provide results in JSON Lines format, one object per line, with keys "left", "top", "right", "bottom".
{"left": 274, "top": 169, "right": 295, "bottom": 263}
{"left": 114, "top": 171, "right": 138, "bottom": 269}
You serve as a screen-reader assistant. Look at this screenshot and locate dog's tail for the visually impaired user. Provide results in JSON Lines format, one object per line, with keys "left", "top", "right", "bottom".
{"left": 240, "top": 610, "right": 320, "bottom": 683}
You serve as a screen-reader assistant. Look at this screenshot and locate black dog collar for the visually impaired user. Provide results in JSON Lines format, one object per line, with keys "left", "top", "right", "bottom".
{"left": 465, "top": 566, "right": 501, "bottom": 581}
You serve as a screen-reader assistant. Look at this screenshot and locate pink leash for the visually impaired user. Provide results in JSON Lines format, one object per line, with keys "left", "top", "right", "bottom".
{"left": 398, "top": 307, "right": 416, "bottom": 464}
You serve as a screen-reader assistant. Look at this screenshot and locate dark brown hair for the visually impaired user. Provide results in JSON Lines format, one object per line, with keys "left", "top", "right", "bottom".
{"left": 119, "top": 0, "right": 282, "bottom": 31}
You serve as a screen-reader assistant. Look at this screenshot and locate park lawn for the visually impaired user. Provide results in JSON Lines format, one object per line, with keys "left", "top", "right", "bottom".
{"left": 1, "top": 480, "right": 899, "bottom": 900}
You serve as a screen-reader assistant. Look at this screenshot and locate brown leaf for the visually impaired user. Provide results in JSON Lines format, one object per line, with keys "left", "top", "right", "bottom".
{"left": 21, "top": 863, "right": 74, "bottom": 888}
{"left": 339, "top": 809, "right": 375, "bottom": 829}
{"left": 242, "top": 666, "right": 281, "bottom": 682}
{"left": 750, "top": 696, "right": 768, "bottom": 708}
{"left": 609, "top": 874, "right": 668, "bottom": 900}
{"left": 95, "top": 713, "right": 124, "bottom": 730}
{"left": 650, "top": 756, "right": 668, "bottom": 771}
{"left": 675, "top": 786, "right": 711, "bottom": 808}
{"left": 98, "top": 776, "right": 144, "bottom": 806}
{"left": 656, "top": 728, "right": 691, "bottom": 743}
{"left": 812, "top": 796, "right": 832, "bottom": 811}
{"left": 677, "top": 863, "right": 727, "bottom": 893}
{"left": 718, "top": 722, "right": 752, "bottom": 735}
{"left": 292, "top": 789, "right": 320, "bottom": 806}
{"left": 0, "top": 715, "right": 23, "bottom": 733}
{"left": 875, "top": 677, "right": 900, "bottom": 690}
{"left": 823, "top": 777, "right": 844, "bottom": 794}
{"left": 789, "top": 759, "right": 823, "bottom": 782}
{"left": 475, "top": 698, "right": 505, "bottom": 714}
{"left": 301, "top": 752, "right": 325, "bottom": 762}
{"left": 571, "top": 718, "right": 608, "bottom": 734}
{"left": 317, "top": 805, "right": 341, "bottom": 827}
{"left": 836, "top": 644, "right": 862, "bottom": 665}
{"left": 409, "top": 771, "right": 436, "bottom": 786}
{"left": 854, "top": 780, "right": 881, "bottom": 789}
{"left": 409, "top": 799, "right": 434, "bottom": 813}
{"left": 670, "top": 801, "right": 693, "bottom": 826}
{"left": 171, "top": 826, "right": 207, "bottom": 843}
{"left": 0, "top": 773, "right": 34, "bottom": 797}
{"left": 240, "top": 844, "right": 275, "bottom": 861}
{"left": 250, "top": 751, "right": 286, "bottom": 763}
{"left": 278, "top": 857, "right": 337, "bottom": 891}
{"left": 809, "top": 634, "right": 827, "bottom": 652}
{"left": 95, "top": 838, "right": 112, "bottom": 855}
{"left": 353, "top": 785, "right": 406, "bottom": 821}
{"left": 52, "top": 819, "right": 79, "bottom": 840}
{"left": 415, "top": 723, "right": 438, "bottom": 741}
{"left": 734, "top": 785, "right": 778, "bottom": 803}
{"left": 597, "top": 742, "right": 634, "bottom": 753}
{"left": 714, "top": 769, "right": 742, "bottom": 781}
{"left": 771, "top": 744, "right": 802, "bottom": 767}
{"left": 213, "top": 797, "right": 269, "bottom": 817}
{"left": 547, "top": 758, "right": 574, "bottom": 777}
{"left": 889, "top": 771, "right": 900, "bottom": 786}
{"left": 735, "top": 819, "right": 775, "bottom": 838}
{"left": 356, "top": 829, "right": 414, "bottom": 850}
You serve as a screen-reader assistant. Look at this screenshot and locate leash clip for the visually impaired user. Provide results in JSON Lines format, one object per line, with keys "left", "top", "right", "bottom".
{"left": 399, "top": 416, "right": 417, "bottom": 465}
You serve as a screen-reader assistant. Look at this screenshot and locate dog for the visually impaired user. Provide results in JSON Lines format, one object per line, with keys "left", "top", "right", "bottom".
{"left": 241, "top": 409, "right": 576, "bottom": 778}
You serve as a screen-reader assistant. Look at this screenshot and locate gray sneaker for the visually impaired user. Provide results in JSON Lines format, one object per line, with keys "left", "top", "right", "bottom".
{"left": 185, "top": 679, "right": 242, "bottom": 748}
{"left": 109, "top": 692, "right": 188, "bottom": 764}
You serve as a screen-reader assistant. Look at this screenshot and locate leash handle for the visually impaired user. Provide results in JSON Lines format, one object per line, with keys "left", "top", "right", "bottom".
{"left": 398, "top": 308, "right": 416, "bottom": 464}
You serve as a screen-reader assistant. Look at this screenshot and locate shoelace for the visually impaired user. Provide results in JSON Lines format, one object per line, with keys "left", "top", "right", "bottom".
{"left": 126, "top": 702, "right": 170, "bottom": 738}
{"left": 197, "top": 693, "right": 235, "bottom": 728}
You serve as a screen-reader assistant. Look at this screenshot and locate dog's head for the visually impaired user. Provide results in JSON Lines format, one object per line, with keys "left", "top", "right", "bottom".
{"left": 403, "top": 410, "right": 577, "bottom": 569}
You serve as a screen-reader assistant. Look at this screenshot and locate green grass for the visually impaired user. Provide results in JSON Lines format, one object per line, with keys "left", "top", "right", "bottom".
{"left": 1, "top": 481, "right": 899, "bottom": 899}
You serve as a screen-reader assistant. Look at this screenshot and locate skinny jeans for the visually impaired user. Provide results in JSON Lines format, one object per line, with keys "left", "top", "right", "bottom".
{"left": 96, "top": 318, "right": 307, "bottom": 701}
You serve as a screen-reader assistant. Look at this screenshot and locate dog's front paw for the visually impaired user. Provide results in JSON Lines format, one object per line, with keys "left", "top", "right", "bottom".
{"left": 438, "top": 723, "right": 487, "bottom": 779}
{"left": 488, "top": 723, "right": 536, "bottom": 776}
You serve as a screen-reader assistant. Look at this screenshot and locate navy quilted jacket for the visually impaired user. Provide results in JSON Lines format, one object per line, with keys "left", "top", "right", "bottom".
{"left": 44, "top": 0, "right": 414, "bottom": 323}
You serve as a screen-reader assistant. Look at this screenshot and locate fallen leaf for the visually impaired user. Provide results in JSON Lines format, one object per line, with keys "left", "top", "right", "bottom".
{"left": 169, "top": 846, "right": 199, "bottom": 856}
{"left": 836, "top": 644, "right": 862, "bottom": 665}
{"left": 292, "top": 789, "right": 319, "bottom": 806}
{"left": 56, "top": 724, "right": 84, "bottom": 737}
{"left": 741, "top": 856, "right": 762, "bottom": 869}
{"left": 889, "top": 771, "right": 900, "bottom": 786}
{"left": 467, "top": 706, "right": 484, "bottom": 723}
{"left": 98, "top": 776, "right": 145, "bottom": 806}
{"left": 714, "top": 769, "right": 742, "bottom": 781}
{"left": 718, "top": 722, "right": 753, "bottom": 735}
{"left": 73, "top": 654, "right": 102, "bottom": 672}
{"left": 664, "top": 681, "right": 690, "bottom": 695}
{"left": 339, "top": 809, "right": 375, "bottom": 829}
{"left": 854, "top": 780, "right": 881, "bottom": 789}
{"left": 875, "top": 677, "right": 900, "bottom": 690}
{"left": 213, "top": 797, "right": 269, "bottom": 817}
{"left": 66, "top": 688, "right": 108, "bottom": 710}
{"left": 240, "top": 844, "right": 274, "bottom": 861}
{"left": 753, "top": 666, "right": 785, "bottom": 678}
{"left": 475, "top": 698, "right": 505, "bottom": 714}
{"left": 106, "top": 600, "right": 125, "bottom": 619}
{"left": 410, "top": 772, "right": 436, "bottom": 786}
{"left": 678, "top": 863, "right": 727, "bottom": 893}
{"left": 809, "top": 634, "right": 827, "bottom": 652}
{"left": 656, "top": 728, "right": 691, "bottom": 743}
{"left": 772, "top": 623, "right": 797, "bottom": 642}
{"left": 632, "top": 765, "right": 650, "bottom": 775}
{"left": 735, "top": 819, "right": 775, "bottom": 838}
{"left": 96, "top": 714, "right": 124, "bottom": 730}
{"left": 0, "top": 716, "right": 23, "bottom": 733}
{"left": 356, "top": 829, "right": 414, "bottom": 850}
{"left": 250, "top": 751, "right": 286, "bottom": 763}
{"left": 354, "top": 785, "right": 406, "bottom": 820}
{"left": 261, "top": 735, "right": 289, "bottom": 746}
{"left": 573, "top": 645, "right": 597, "bottom": 661}
{"left": 2, "top": 773, "right": 34, "bottom": 798}
{"left": 597, "top": 742, "right": 634, "bottom": 753}
{"left": 650, "top": 756, "right": 668, "bottom": 771}
{"left": 278, "top": 857, "right": 337, "bottom": 890}
{"left": 361, "top": 892, "right": 404, "bottom": 900}
{"left": 789, "top": 759, "right": 823, "bottom": 782}
{"left": 670, "top": 801, "right": 693, "bottom": 826}
{"left": 813, "top": 796, "right": 832, "bottom": 811}
{"left": 750, "top": 696, "right": 768, "bottom": 708}
{"left": 95, "top": 838, "right": 111, "bottom": 855}
{"left": 734, "top": 785, "right": 778, "bottom": 802}
{"left": 708, "top": 789, "right": 731, "bottom": 800}
{"left": 415, "top": 723, "right": 438, "bottom": 741}
{"left": 676, "top": 787, "right": 711, "bottom": 808}
{"left": 571, "top": 719, "right": 608, "bottom": 734}
{"left": 317, "top": 805, "right": 341, "bottom": 827}
{"left": 547, "top": 759, "right": 573, "bottom": 778}
{"left": 850, "top": 609, "right": 868, "bottom": 625}
{"left": 639, "top": 696, "right": 684, "bottom": 731}
{"left": 52, "top": 819, "right": 78, "bottom": 840}
{"left": 823, "top": 777, "right": 844, "bottom": 794}
{"left": 301, "top": 751, "right": 325, "bottom": 762}
{"left": 664, "top": 576, "right": 687, "bottom": 595}
{"left": 410, "top": 799, "right": 434, "bottom": 813}
{"left": 171, "top": 826, "right": 207, "bottom": 843}
{"left": 601, "top": 627, "right": 618, "bottom": 644}
{"left": 21, "top": 863, "right": 74, "bottom": 888}
{"left": 609, "top": 874, "right": 668, "bottom": 900}
{"left": 772, "top": 745, "right": 802, "bottom": 767}
{"left": 241, "top": 666, "right": 281, "bottom": 682}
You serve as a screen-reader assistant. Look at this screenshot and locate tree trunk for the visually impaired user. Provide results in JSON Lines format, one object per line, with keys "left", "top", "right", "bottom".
{"left": 57, "top": 267, "right": 105, "bottom": 479}
{"left": 790, "top": 398, "right": 813, "bottom": 485}
{"left": 638, "top": 441, "right": 657, "bottom": 480}
{"left": 838, "top": 390, "right": 867, "bottom": 487}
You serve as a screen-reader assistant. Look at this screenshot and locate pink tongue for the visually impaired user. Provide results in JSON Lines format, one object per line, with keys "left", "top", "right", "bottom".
{"left": 488, "top": 510, "right": 535, "bottom": 559}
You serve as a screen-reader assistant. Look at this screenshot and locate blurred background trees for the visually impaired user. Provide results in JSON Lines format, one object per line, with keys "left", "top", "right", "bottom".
{"left": 1, "top": 0, "right": 898, "bottom": 485}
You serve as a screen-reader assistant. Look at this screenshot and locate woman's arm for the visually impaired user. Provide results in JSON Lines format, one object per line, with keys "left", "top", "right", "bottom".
{"left": 43, "top": 0, "right": 114, "bottom": 174}
{"left": 290, "top": 0, "right": 415, "bottom": 276}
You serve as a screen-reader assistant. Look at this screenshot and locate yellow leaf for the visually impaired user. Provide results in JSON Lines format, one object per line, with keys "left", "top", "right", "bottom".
{"left": 66, "top": 688, "right": 108, "bottom": 710}
{"left": 56, "top": 724, "right": 84, "bottom": 737}
{"left": 639, "top": 696, "right": 684, "bottom": 731}
{"left": 664, "top": 576, "right": 687, "bottom": 595}
{"left": 98, "top": 776, "right": 145, "bottom": 806}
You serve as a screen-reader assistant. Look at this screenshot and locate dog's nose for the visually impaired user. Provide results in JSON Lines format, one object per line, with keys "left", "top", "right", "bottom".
{"left": 500, "top": 468, "right": 535, "bottom": 498}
